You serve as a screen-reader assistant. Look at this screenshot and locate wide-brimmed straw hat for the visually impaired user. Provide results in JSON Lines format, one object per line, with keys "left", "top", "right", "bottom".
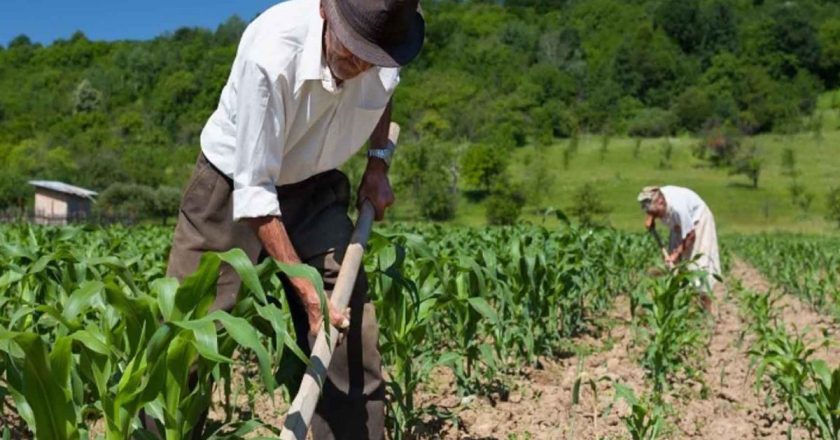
{"left": 322, "top": 0, "right": 425, "bottom": 68}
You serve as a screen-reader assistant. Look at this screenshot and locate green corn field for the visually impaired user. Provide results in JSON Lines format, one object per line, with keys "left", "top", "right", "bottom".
{"left": 0, "top": 224, "right": 838, "bottom": 439}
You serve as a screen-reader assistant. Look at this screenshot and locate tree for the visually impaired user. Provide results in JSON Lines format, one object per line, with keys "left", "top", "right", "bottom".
{"left": 215, "top": 16, "right": 247, "bottom": 45}
{"left": 612, "top": 23, "right": 687, "bottom": 108}
{"left": 781, "top": 147, "right": 798, "bottom": 178}
{"left": 152, "top": 186, "right": 182, "bottom": 225}
{"left": 729, "top": 144, "right": 762, "bottom": 188}
{"left": 6, "top": 34, "right": 38, "bottom": 66}
{"left": 658, "top": 139, "right": 673, "bottom": 170}
{"left": 0, "top": 172, "right": 32, "bottom": 211}
{"left": 789, "top": 181, "right": 814, "bottom": 213}
{"left": 522, "top": 147, "right": 555, "bottom": 209}
{"left": 700, "top": 1, "right": 739, "bottom": 60}
{"left": 673, "top": 86, "right": 714, "bottom": 132}
{"left": 97, "top": 183, "right": 156, "bottom": 220}
{"left": 769, "top": 3, "right": 820, "bottom": 76}
{"left": 827, "top": 186, "right": 840, "bottom": 228}
{"left": 151, "top": 70, "right": 199, "bottom": 134}
{"left": 694, "top": 123, "right": 740, "bottom": 167}
{"left": 0, "top": 0, "right": 836, "bottom": 220}
{"left": 538, "top": 27, "right": 586, "bottom": 75}
{"left": 73, "top": 79, "right": 103, "bottom": 113}
{"left": 627, "top": 108, "right": 677, "bottom": 137}
{"left": 417, "top": 174, "right": 458, "bottom": 221}
{"left": 486, "top": 183, "right": 525, "bottom": 226}
{"left": 819, "top": 19, "right": 840, "bottom": 87}
{"left": 8, "top": 34, "right": 33, "bottom": 49}
{"left": 460, "top": 144, "right": 507, "bottom": 193}
{"left": 655, "top": 0, "right": 703, "bottom": 54}
{"left": 569, "top": 182, "right": 611, "bottom": 227}
{"left": 395, "top": 141, "right": 458, "bottom": 221}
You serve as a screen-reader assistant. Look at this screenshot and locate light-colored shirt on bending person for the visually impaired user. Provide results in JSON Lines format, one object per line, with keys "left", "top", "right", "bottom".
{"left": 659, "top": 186, "right": 708, "bottom": 239}
{"left": 200, "top": 0, "right": 399, "bottom": 221}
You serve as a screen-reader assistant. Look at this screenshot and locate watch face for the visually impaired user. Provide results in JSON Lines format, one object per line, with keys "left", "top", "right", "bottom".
{"left": 368, "top": 149, "right": 391, "bottom": 165}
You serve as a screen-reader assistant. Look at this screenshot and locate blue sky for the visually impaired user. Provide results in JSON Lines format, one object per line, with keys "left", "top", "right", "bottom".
{"left": 0, "top": 0, "right": 284, "bottom": 46}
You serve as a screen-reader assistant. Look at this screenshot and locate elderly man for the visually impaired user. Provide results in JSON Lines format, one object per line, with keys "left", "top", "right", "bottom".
{"left": 158, "top": 0, "right": 424, "bottom": 438}
{"left": 638, "top": 186, "right": 721, "bottom": 309}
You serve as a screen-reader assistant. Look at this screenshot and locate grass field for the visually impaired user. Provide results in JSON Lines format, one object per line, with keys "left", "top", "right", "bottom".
{"left": 452, "top": 92, "right": 840, "bottom": 234}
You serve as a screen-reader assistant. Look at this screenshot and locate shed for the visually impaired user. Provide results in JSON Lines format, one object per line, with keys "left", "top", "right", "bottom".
{"left": 28, "top": 180, "right": 97, "bottom": 225}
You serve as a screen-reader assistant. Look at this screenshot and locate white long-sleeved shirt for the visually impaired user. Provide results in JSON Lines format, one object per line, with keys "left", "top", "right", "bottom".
{"left": 200, "top": 0, "right": 399, "bottom": 221}
{"left": 660, "top": 186, "right": 709, "bottom": 239}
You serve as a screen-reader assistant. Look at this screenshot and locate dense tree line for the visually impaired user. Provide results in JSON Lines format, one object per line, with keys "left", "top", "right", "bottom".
{"left": 1, "top": 0, "right": 839, "bottom": 221}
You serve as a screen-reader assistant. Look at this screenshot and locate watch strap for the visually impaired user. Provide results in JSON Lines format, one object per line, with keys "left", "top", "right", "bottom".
{"left": 367, "top": 141, "right": 395, "bottom": 166}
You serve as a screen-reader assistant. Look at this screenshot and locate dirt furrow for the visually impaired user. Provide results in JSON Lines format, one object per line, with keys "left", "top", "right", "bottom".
{"left": 727, "top": 258, "right": 840, "bottom": 439}
{"left": 422, "top": 259, "right": 838, "bottom": 439}
{"left": 731, "top": 258, "right": 840, "bottom": 366}
{"left": 673, "top": 275, "right": 774, "bottom": 439}
{"left": 415, "top": 295, "right": 644, "bottom": 439}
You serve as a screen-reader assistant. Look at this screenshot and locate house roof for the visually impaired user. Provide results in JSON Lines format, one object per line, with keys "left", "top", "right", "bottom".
{"left": 28, "top": 180, "right": 98, "bottom": 199}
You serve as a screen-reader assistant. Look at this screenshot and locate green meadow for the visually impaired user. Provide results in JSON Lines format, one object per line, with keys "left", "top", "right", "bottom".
{"left": 452, "top": 93, "right": 840, "bottom": 234}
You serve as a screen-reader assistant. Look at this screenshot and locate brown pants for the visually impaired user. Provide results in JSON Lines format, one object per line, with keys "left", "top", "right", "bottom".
{"left": 165, "top": 153, "right": 385, "bottom": 439}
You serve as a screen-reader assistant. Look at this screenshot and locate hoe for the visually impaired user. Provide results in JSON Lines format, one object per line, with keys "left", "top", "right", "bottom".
{"left": 280, "top": 122, "right": 401, "bottom": 440}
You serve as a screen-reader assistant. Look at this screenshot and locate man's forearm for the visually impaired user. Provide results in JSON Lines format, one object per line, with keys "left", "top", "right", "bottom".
{"left": 673, "top": 231, "right": 696, "bottom": 259}
{"left": 246, "top": 216, "right": 348, "bottom": 331}
{"left": 246, "top": 217, "right": 314, "bottom": 301}
{"left": 683, "top": 231, "right": 696, "bottom": 255}
{"left": 246, "top": 216, "right": 301, "bottom": 264}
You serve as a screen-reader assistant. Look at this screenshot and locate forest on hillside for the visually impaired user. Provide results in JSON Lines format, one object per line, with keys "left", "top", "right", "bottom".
{"left": 2, "top": 0, "right": 840, "bottom": 221}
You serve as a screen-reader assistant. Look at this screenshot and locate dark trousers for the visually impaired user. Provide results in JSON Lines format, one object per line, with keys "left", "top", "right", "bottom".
{"left": 158, "top": 152, "right": 385, "bottom": 439}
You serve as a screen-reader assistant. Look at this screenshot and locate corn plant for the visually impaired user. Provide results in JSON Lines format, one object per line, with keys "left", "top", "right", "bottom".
{"left": 1, "top": 222, "right": 660, "bottom": 436}
{"left": 365, "top": 232, "right": 442, "bottom": 438}
{"left": 738, "top": 284, "right": 783, "bottom": 354}
{"left": 376, "top": 224, "right": 654, "bottom": 396}
{"left": 736, "top": 281, "right": 840, "bottom": 440}
{"left": 613, "top": 383, "right": 664, "bottom": 440}
{"left": 752, "top": 328, "right": 816, "bottom": 416}
{"left": 732, "top": 234, "right": 840, "bottom": 320}
{"left": 798, "top": 361, "right": 840, "bottom": 440}
{"left": 632, "top": 262, "right": 706, "bottom": 392}
{"left": 0, "top": 225, "right": 312, "bottom": 439}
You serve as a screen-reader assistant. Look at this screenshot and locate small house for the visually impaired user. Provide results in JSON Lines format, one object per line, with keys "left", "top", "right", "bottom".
{"left": 28, "top": 180, "right": 97, "bottom": 225}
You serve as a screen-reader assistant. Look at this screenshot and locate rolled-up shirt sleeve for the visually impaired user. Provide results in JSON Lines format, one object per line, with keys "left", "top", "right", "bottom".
{"left": 232, "top": 60, "right": 285, "bottom": 221}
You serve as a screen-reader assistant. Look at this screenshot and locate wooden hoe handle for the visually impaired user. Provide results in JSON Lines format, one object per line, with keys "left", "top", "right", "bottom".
{"left": 648, "top": 227, "right": 671, "bottom": 263}
{"left": 280, "top": 123, "right": 401, "bottom": 440}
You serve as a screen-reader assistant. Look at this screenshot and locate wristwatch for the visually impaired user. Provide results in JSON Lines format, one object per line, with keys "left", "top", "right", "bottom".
{"left": 367, "top": 141, "right": 396, "bottom": 167}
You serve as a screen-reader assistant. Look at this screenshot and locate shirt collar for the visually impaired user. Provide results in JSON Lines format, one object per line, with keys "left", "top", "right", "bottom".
{"left": 296, "top": 10, "right": 397, "bottom": 95}
{"left": 296, "top": 12, "right": 341, "bottom": 94}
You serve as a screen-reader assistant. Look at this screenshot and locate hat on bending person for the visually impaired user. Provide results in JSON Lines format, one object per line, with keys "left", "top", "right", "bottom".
{"left": 322, "top": 0, "right": 425, "bottom": 68}
{"left": 637, "top": 186, "right": 660, "bottom": 211}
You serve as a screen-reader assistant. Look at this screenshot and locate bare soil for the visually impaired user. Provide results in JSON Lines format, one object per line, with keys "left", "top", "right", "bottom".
{"left": 413, "top": 295, "right": 642, "bottom": 440}
{"left": 1, "top": 394, "right": 32, "bottom": 439}
{"left": 730, "top": 259, "right": 840, "bottom": 366}
{"left": 205, "top": 360, "right": 289, "bottom": 437}
{"left": 412, "top": 284, "right": 768, "bottom": 439}
{"left": 403, "top": 260, "right": 840, "bottom": 440}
